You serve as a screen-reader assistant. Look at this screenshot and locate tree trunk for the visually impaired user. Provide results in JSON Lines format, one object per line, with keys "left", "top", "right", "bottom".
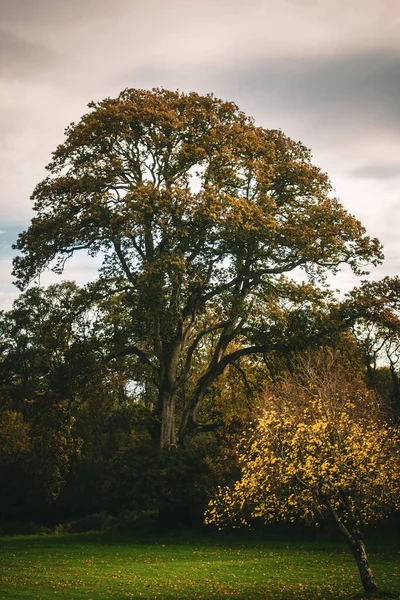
{"left": 160, "top": 390, "right": 176, "bottom": 448}
{"left": 158, "top": 339, "right": 182, "bottom": 449}
{"left": 327, "top": 500, "right": 378, "bottom": 595}
{"left": 348, "top": 535, "right": 378, "bottom": 595}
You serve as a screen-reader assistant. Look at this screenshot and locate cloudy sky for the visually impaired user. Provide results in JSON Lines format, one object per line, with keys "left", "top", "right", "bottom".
{"left": 1, "top": 0, "right": 399, "bottom": 309}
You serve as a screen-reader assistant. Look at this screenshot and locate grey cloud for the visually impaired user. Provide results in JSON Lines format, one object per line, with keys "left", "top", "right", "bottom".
{"left": 1, "top": 0, "right": 112, "bottom": 25}
{"left": 0, "top": 0, "right": 138, "bottom": 30}
{"left": 349, "top": 164, "right": 400, "bottom": 180}
{"left": 0, "top": 29, "right": 58, "bottom": 76}
{"left": 216, "top": 51, "right": 400, "bottom": 133}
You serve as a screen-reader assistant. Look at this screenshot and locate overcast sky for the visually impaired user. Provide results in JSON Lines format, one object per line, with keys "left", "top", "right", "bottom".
{"left": 1, "top": 0, "right": 399, "bottom": 309}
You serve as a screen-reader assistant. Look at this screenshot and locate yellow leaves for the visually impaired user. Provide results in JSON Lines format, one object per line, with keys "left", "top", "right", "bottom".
{"left": 206, "top": 352, "right": 400, "bottom": 531}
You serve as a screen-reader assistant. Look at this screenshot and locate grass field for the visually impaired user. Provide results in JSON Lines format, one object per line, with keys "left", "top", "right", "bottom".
{"left": 0, "top": 531, "right": 399, "bottom": 599}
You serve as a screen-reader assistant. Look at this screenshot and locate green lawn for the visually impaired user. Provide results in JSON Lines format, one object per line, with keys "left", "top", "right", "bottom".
{"left": 0, "top": 531, "right": 399, "bottom": 599}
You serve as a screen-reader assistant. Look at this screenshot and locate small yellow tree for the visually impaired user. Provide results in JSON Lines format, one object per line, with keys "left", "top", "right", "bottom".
{"left": 205, "top": 351, "right": 400, "bottom": 595}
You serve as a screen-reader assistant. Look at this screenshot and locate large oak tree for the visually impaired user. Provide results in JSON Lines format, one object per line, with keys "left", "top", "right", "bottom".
{"left": 13, "top": 88, "right": 383, "bottom": 448}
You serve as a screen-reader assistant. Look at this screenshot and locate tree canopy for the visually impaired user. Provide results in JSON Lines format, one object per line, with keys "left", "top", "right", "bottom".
{"left": 13, "top": 88, "right": 384, "bottom": 448}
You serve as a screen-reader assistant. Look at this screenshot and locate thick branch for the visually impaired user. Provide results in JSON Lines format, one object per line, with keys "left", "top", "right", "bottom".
{"left": 107, "top": 344, "right": 158, "bottom": 372}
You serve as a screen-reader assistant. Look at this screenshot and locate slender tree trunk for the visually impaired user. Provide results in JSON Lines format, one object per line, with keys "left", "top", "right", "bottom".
{"left": 348, "top": 534, "right": 377, "bottom": 595}
{"left": 327, "top": 500, "right": 378, "bottom": 595}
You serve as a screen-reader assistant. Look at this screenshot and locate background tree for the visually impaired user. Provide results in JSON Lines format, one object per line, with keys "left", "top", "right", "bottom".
{"left": 13, "top": 88, "right": 383, "bottom": 448}
{"left": 0, "top": 283, "right": 120, "bottom": 520}
{"left": 0, "top": 284, "right": 91, "bottom": 519}
{"left": 205, "top": 350, "right": 400, "bottom": 595}
{"left": 345, "top": 277, "right": 400, "bottom": 421}
{"left": 0, "top": 283, "right": 154, "bottom": 523}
